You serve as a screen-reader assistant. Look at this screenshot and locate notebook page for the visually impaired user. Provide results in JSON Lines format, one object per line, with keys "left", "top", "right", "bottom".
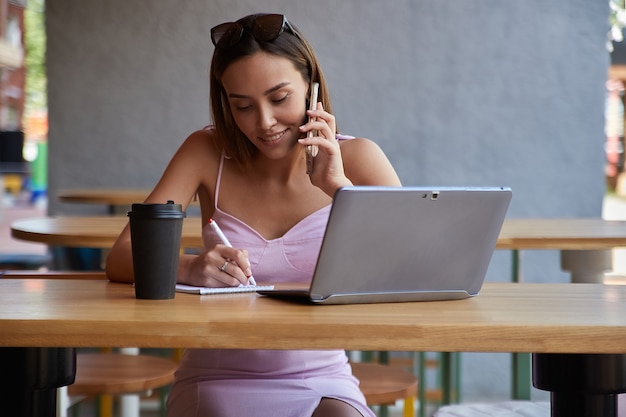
{"left": 175, "top": 283, "right": 274, "bottom": 295}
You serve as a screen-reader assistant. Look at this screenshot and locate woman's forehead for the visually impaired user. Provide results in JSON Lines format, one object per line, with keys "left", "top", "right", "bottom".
{"left": 221, "top": 53, "right": 305, "bottom": 94}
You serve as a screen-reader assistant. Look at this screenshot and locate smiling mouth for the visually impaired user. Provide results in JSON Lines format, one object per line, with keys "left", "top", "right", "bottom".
{"left": 259, "top": 130, "right": 287, "bottom": 143}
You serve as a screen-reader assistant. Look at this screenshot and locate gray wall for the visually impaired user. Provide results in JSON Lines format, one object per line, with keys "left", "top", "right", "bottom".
{"left": 45, "top": 0, "right": 610, "bottom": 402}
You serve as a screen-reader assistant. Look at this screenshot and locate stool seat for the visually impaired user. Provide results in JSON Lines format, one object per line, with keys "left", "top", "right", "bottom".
{"left": 434, "top": 401, "right": 550, "bottom": 417}
{"left": 350, "top": 361, "right": 417, "bottom": 405}
{"left": 68, "top": 353, "right": 178, "bottom": 396}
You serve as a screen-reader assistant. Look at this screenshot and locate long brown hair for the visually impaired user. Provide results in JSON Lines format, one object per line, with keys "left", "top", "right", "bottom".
{"left": 209, "top": 14, "right": 333, "bottom": 169}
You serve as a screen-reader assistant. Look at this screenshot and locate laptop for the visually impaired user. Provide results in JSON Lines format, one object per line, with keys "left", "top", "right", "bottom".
{"left": 258, "top": 186, "right": 512, "bottom": 304}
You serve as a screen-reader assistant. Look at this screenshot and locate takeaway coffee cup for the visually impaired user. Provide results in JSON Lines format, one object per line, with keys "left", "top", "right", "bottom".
{"left": 128, "top": 201, "right": 186, "bottom": 299}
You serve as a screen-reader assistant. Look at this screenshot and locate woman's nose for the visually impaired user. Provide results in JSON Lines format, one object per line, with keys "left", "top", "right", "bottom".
{"left": 257, "top": 106, "right": 276, "bottom": 130}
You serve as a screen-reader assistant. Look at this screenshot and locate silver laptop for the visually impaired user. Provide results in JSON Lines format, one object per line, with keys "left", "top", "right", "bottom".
{"left": 258, "top": 186, "right": 512, "bottom": 304}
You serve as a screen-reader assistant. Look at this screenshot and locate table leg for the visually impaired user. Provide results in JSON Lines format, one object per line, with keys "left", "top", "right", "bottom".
{"left": 533, "top": 353, "right": 626, "bottom": 417}
{"left": 512, "top": 352, "right": 531, "bottom": 400}
{"left": 511, "top": 249, "right": 521, "bottom": 283}
{"left": 119, "top": 347, "right": 141, "bottom": 417}
{"left": 0, "top": 347, "right": 76, "bottom": 417}
{"left": 560, "top": 250, "right": 612, "bottom": 283}
{"left": 510, "top": 249, "right": 532, "bottom": 400}
{"left": 551, "top": 392, "right": 617, "bottom": 417}
{"left": 2, "top": 387, "right": 58, "bottom": 417}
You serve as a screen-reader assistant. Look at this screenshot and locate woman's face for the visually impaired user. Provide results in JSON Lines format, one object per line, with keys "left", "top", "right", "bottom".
{"left": 220, "top": 52, "right": 309, "bottom": 160}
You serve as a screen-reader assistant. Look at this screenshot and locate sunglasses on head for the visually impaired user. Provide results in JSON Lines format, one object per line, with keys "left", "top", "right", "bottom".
{"left": 211, "top": 14, "right": 297, "bottom": 49}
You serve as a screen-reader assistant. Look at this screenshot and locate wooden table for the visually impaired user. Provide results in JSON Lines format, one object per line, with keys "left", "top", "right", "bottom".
{"left": 13, "top": 216, "right": 626, "bottom": 251}
{"left": 0, "top": 279, "right": 625, "bottom": 417}
{"left": 11, "top": 216, "right": 626, "bottom": 401}
{"left": 11, "top": 216, "right": 625, "bottom": 286}
{"left": 497, "top": 218, "right": 626, "bottom": 249}
{"left": 490, "top": 218, "right": 626, "bottom": 400}
{"left": 11, "top": 216, "right": 205, "bottom": 249}
{"left": 57, "top": 188, "right": 198, "bottom": 214}
{"left": 491, "top": 218, "right": 624, "bottom": 281}
{"left": 57, "top": 188, "right": 150, "bottom": 206}
{"left": 0, "top": 280, "right": 623, "bottom": 352}
{"left": 58, "top": 188, "right": 150, "bottom": 214}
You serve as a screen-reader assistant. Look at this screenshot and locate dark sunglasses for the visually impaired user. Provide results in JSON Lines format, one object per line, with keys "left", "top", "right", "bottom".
{"left": 211, "top": 14, "right": 297, "bottom": 49}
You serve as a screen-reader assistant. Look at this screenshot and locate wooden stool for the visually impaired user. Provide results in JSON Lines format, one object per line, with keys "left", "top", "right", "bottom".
{"left": 68, "top": 353, "right": 177, "bottom": 396}
{"left": 350, "top": 362, "right": 417, "bottom": 417}
{"left": 68, "top": 352, "right": 178, "bottom": 417}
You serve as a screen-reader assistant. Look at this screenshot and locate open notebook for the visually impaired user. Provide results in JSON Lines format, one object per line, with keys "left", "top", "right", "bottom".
{"left": 257, "top": 186, "right": 512, "bottom": 305}
{"left": 176, "top": 283, "right": 274, "bottom": 295}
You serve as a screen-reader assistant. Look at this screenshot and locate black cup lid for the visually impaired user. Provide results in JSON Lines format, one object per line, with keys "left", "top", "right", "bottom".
{"left": 128, "top": 200, "right": 186, "bottom": 218}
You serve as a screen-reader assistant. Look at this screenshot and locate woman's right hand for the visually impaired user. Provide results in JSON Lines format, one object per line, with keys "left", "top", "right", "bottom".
{"left": 183, "top": 244, "right": 252, "bottom": 287}
{"left": 298, "top": 103, "right": 353, "bottom": 196}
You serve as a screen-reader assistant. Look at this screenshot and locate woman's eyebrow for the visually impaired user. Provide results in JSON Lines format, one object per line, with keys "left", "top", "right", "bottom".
{"left": 263, "top": 82, "right": 290, "bottom": 95}
{"left": 228, "top": 82, "right": 291, "bottom": 99}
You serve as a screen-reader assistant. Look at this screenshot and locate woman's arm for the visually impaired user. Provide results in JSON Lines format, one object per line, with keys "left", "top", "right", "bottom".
{"left": 106, "top": 129, "right": 252, "bottom": 287}
{"left": 105, "top": 130, "right": 216, "bottom": 283}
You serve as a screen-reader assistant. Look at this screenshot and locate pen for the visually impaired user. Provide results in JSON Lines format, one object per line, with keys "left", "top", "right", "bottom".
{"left": 208, "top": 218, "right": 257, "bottom": 285}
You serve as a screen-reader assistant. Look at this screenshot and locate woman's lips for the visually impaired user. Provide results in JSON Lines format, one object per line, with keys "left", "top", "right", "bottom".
{"left": 258, "top": 129, "right": 287, "bottom": 144}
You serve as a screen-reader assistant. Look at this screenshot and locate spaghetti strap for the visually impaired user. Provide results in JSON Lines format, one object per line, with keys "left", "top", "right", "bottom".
{"left": 214, "top": 150, "right": 227, "bottom": 210}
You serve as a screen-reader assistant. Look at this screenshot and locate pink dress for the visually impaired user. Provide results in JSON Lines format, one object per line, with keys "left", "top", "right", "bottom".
{"left": 166, "top": 143, "right": 373, "bottom": 417}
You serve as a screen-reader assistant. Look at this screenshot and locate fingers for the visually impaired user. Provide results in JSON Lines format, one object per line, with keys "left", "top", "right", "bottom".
{"left": 193, "top": 245, "right": 252, "bottom": 287}
{"left": 300, "top": 103, "right": 336, "bottom": 141}
{"left": 297, "top": 104, "right": 351, "bottom": 194}
{"left": 220, "top": 247, "right": 252, "bottom": 278}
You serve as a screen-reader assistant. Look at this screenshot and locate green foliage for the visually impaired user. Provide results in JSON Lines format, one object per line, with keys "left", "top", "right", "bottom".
{"left": 24, "top": 0, "right": 46, "bottom": 114}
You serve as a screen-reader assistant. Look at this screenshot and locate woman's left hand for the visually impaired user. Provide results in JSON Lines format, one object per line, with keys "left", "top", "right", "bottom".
{"left": 298, "top": 103, "right": 353, "bottom": 196}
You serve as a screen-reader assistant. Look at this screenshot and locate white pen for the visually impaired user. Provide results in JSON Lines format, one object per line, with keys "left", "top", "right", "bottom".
{"left": 208, "top": 218, "right": 257, "bottom": 285}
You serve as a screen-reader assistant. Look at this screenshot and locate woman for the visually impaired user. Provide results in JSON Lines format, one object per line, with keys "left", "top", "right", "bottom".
{"left": 106, "top": 13, "right": 401, "bottom": 417}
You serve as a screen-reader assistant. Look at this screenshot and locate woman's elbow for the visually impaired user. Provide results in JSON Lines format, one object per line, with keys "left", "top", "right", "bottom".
{"left": 105, "top": 248, "right": 134, "bottom": 283}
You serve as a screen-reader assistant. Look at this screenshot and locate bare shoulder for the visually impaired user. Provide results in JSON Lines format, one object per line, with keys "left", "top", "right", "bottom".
{"left": 339, "top": 137, "right": 385, "bottom": 159}
{"left": 151, "top": 128, "right": 223, "bottom": 204}
{"left": 178, "top": 128, "right": 221, "bottom": 158}
{"left": 339, "top": 137, "right": 401, "bottom": 186}
{"left": 167, "top": 129, "right": 222, "bottom": 175}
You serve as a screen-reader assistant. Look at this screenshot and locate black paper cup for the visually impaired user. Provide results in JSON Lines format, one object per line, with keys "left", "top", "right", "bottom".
{"left": 128, "top": 201, "right": 185, "bottom": 299}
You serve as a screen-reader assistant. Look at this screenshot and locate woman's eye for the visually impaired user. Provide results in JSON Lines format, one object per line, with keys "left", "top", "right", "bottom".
{"left": 272, "top": 94, "right": 289, "bottom": 104}
{"left": 235, "top": 104, "right": 252, "bottom": 112}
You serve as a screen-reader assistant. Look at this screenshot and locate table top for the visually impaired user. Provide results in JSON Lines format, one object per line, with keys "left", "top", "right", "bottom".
{"left": 0, "top": 279, "right": 624, "bottom": 353}
{"left": 57, "top": 188, "right": 151, "bottom": 206}
{"left": 11, "top": 216, "right": 626, "bottom": 250}
{"left": 56, "top": 188, "right": 198, "bottom": 208}
{"left": 11, "top": 216, "right": 205, "bottom": 249}
{"left": 497, "top": 218, "right": 626, "bottom": 250}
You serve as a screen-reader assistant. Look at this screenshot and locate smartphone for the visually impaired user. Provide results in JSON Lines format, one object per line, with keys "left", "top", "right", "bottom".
{"left": 305, "top": 82, "right": 320, "bottom": 174}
